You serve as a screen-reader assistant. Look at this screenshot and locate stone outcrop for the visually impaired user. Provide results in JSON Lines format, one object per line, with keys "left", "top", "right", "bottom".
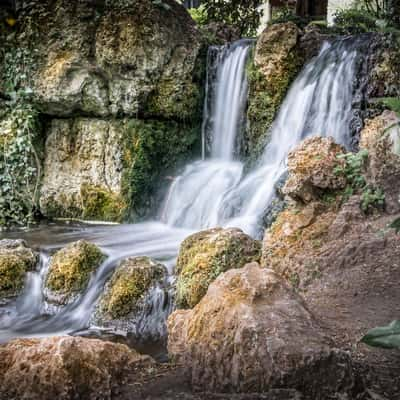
{"left": 168, "top": 263, "right": 356, "bottom": 397}
{"left": 39, "top": 118, "right": 198, "bottom": 221}
{"left": 359, "top": 111, "right": 400, "bottom": 213}
{"left": 95, "top": 256, "right": 169, "bottom": 336}
{"left": 7, "top": 0, "right": 202, "bottom": 120}
{"left": 283, "top": 136, "right": 347, "bottom": 203}
{"left": 45, "top": 240, "right": 105, "bottom": 305}
{"left": 175, "top": 228, "right": 261, "bottom": 309}
{"left": 0, "top": 336, "right": 154, "bottom": 400}
{"left": 245, "top": 22, "right": 304, "bottom": 160}
{"left": 0, "top": 0, "right": 204, "bottom": 223}
{"left": 0, "top": 239, "right": 38, "bottom": 299}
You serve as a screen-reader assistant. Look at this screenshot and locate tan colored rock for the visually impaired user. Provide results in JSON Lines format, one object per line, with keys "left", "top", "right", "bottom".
{"left": 175, "top": 228, "right": 261, "bottom": 309}
{"left": 168, "top": 263, "right": 356, "bottom": 396}
{"left": 0, "top": 336, "right": 154, "bottom": 400}
{"left": 359, "top": 111, "right": 400, "bottom": 213}
{"left": 0, "top": 239, "right": 38, "bottom": 299}
{"left": 283, "top": 136, "right": 347, "bottom": 203}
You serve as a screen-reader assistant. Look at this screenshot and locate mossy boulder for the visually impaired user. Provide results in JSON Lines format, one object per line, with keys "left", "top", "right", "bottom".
{"left": 45, "top": 240, "right": 105, "bottom": 305}
{"left": 245, "top": 22, "right": 304, "bottom": 160}
{"left": 95, "top": 257, "right": 168, "bottom": 335}
{"left": 0, "top": 239, "right": 38, "bottom": 299}
{"left": 175, "top": 228, "right": 261, "bottom": 309}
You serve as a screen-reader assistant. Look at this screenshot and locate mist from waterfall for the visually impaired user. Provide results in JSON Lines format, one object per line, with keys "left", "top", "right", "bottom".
{"left": 0, "top": 36, "right": 363, "bottom": 344}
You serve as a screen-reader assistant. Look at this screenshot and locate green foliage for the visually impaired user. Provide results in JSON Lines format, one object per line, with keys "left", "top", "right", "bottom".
{"left": 271, "top": 6, "right": 309, "bottom": 28}
{"left": 361, "top": 320, "right": 400, "bottom": 349}
{"left": 390, "top": 217, "right": 400, "bottom": 233}
{"left": 378, "top": 97, "right": 400, "bottom": 115}
{"left": 188, "top": 4, "right": 208, "bottom": 26}
{"left": 199, "top": 0, "right": 262, "bottom": 37}
{"left": 333, "top": 7, "right": 378, "bottom": 34}
{"left": 335, "top": 150, "right": 386, "bottom": 212}
{"left": 0, "top": 102, "right": 41, "bottom": 227}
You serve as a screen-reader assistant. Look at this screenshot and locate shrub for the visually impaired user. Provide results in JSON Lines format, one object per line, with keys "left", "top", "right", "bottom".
{"left": 333, "top": 7, "right": 378, "bottom": 33}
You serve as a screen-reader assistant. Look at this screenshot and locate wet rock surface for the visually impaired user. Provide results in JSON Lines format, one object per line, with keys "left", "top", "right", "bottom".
{"left": 45, "top": 240, "right": 105, "bottom": 305}
{"left": 175, "top": 228, "right": 261, "bottom": 309}
{"left": 0, "top": 239, "right": 38, "bottom": 300}
{"left": 95, "top": 256, "right": 170, "bottom": 338}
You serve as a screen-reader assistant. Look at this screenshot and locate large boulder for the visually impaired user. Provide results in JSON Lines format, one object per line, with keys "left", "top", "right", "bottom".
{"left": 95, "top": 256, "right": 169, "bottom": 337}
{"left": 0, "top": 336, "right": 154, "bottom": 400}
{"left": 168, "top": 263, "right": 356, "bottom": 397}
{"left": 283, "top": 136, "right": 347, "bottom": 203}
{"left": 5, "top": 0, "right": 202, "bottom": 120}
{"left": 245, "top": 22, "right": 304, "bottom": 160}
{"left": 175, "top": 228, "right": 261, "bottom": 309}
{"left": 0, "top": 239, "right": 38, "bottom": 299}
{"left": 45, "top": 240, "right": 105, "bottom": 305}
{"left": 359, "top": 111, "right": 400, "bottom": 213}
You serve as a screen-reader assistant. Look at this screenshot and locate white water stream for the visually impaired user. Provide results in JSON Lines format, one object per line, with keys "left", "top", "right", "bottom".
{"left": 0, "top": 37, "right": 362, "bottom": 345}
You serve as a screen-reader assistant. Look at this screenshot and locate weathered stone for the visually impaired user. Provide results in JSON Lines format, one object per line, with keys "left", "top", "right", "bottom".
{"left": 0, "top": 239, "right": 38, "bottom": 299}
{"left": 168, "top": 263, "right": 356, "bottom": 397}
{"left": 359, "top": 111, "right": 400, "bottom": 213}
{"left": 39, "top": 118, "right": 198, "bottom": 221}
{"left": 283, "top": 136, "right": 347, "bottom": 203}
{"left": 245, "top": 22, "right": 304, "bottom": 160}
{"left": 95, "top": 256, "right": 169, "bottom": 335}
{"left": 6, "top": 0, "right": 202, "bottom": 120}
{"left": 45, "top": 240, "right": 105, "bottom": 305}
{"left": 175, "top": 228, "right": 261, "bottom": 309}
{"left": 0, "top": 336, "right": 154, "bottom": 400}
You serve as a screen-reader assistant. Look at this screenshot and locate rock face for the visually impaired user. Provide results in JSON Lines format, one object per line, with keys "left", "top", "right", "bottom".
{"left": 0, "top": 336, "right": 154, "bottom": 400}
{"left": 95, "top": 256, "right": 169, "bottom": 336}
{"left": 9, "top": 0, "right": 202, "bottom": 120}
{"left": 359, "top": 111, "right": 400, "bottom": 213}
{"left": 168, "top": 263, "right": 356, "bottom": 397}
{"left": 0, "top": 0, "right": 203, "bottom": 223}
{"left": 283, "top": 136, "right": 347, "bottom": 203}
{"left": 0, "top": 239, "right": 38, "bottom": 299}
{"left": 40, "top": 118, "right": 198, "bottom": 221}
{"left": 45, "top": 240, "right": 105, "bottom": 305}
{"left": 245, "top": 22, "right": 304, "bottom": 160}
{"left": 175, "top": 228, "right": 261, "bottom": 309}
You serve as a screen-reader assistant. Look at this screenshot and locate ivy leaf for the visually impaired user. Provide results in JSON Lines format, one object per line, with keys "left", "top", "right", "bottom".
{"left": 361, "top": 320, "right": 400, "bottom": 349}
{"left": 390, "top": 217, "right": 400, "bottom": 233}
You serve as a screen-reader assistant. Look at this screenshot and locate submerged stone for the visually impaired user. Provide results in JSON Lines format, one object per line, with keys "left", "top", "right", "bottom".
{"left": 175, "top": 227, "right": 261, "bottom": 309}
{"left": 45, "top": 240, "right": 105, "bottom": 305}
{"left": 0, "top": 239, "right": 38, "bottom": 299}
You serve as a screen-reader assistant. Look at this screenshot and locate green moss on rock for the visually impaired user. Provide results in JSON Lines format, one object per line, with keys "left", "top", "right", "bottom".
{"left": 0, "top": 239, "right": 38, "bottom": 299}
{"left": 80, "top": 184, "right": 127, "bottom": 222}
{"left": 98, "top": 256, "right": 167, "bottom": 320}
{"left": 121, "top": 119, "right": 200, "bottom": 219}
{"left": 175, "top": 228, "right": 261, "bottom": 309}
{"left": 45, "top": 240, "right": 105, "bottom": 304}
{"left": 245, "top": 22, "right": 304, "bottom": 162}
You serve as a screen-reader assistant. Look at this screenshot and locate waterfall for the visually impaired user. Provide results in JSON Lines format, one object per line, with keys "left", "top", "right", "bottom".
{"left": 0, "top": 37, "right": 365, "bottom": 344}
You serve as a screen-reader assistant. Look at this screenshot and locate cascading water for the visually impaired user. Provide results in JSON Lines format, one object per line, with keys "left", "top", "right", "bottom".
{"left": 0, "top": 36, "right": 365, "bottom": 347}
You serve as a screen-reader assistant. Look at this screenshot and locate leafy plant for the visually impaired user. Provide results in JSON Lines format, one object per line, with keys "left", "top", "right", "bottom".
{"left": 361, "top": 320, "right": 400, "bottom": 349}
{"left": 189, "top": 4, "right": 208, "bottom": 25}
{"left": 390, "top": 217, "right": 400, "bottom": 233}
{"left": 335, "top": 150, "right": 386, "bottom": 212}
{"left": 271, "top": 6, "right": 310, "bottom": 28}
{"left": 333, "top": 7, "right": 378, "bottom": 34}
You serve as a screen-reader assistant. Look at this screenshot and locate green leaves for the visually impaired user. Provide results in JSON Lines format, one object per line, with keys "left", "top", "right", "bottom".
{"left": 390, "top": 217, "right": 400, "bottom": 233}
{"left": 362, "top": 320, "right": 400, "bottom": 349}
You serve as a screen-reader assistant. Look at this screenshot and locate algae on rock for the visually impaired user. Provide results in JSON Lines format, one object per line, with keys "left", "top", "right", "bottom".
{"left": 45, "top": 240, "right": 105, "bottom": 305}
{"left": 175, "top": 227, "right": 261, "bottom": 309}
{"left": 0, "top": 239, "right": 38, "bottom": 299}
